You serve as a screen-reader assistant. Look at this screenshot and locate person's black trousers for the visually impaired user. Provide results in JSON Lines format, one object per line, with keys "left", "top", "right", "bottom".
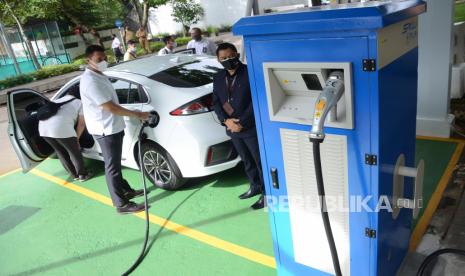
{"left": 113, "top": 47, "right": 123, "bottom": 62}
{"left": 43, "top": 137, "right": 86, "bottom": 178}
{"left": 95, "top": 131, "right": 134, "bottom": 207}
{"left": 230, "top": 135, "right": 264, "bottom": 192}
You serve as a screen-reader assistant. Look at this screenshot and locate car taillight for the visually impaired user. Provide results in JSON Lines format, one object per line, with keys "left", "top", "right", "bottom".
{"left": 170, "top": 94, "right": 214, "bottom": 116}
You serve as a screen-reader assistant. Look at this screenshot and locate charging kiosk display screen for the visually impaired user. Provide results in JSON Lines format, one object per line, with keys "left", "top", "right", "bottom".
{"left": 302, "top": 73, "right": 323, "bottom": 90}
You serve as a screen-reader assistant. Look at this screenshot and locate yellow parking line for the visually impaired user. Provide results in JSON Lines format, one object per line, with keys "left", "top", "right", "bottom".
{"left": 409, "top": 140, "right": 465, "bottom": 251}
{"left": 0, "top": 168, "right": 21, "bottom": 179}
{"left": 416, "top": 135, "right": 465, "bottom": 144}
{"left": 30, "top": 168, "right": 276, "bottom": 269}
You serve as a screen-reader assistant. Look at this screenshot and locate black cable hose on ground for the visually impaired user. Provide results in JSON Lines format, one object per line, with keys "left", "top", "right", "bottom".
{"left": 416, "top": 248, "right": 465, "bottom": 276}
{"left": 121, "top": 126, "right": 151, "bottom": 276}
{"left": 311, "top": 139, "right": 343, "bottom": 276}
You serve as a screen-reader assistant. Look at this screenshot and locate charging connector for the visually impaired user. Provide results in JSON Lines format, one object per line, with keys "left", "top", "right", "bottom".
{"left": 310, "top": 71, "right": 345, "bottom": 141}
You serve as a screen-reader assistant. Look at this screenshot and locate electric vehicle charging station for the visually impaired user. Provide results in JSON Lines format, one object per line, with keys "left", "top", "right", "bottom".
{"left": 233, "top": 1, "right": 426, "bottom": 275}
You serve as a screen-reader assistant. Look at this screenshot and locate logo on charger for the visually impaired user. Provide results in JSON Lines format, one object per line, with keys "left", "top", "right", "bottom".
{"left": 283, "top": 79, "right": 296, "bottom": 85}
{"left": 402, "top": 22, "right": 418, "bottom": 44}
{"left": 315, "top": 99, "right": 326, "bottom": 119}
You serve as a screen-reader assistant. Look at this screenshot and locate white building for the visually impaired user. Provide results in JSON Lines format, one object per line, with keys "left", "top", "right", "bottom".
{"left": 148, "top": 0, "right": 310, "bottom": 35}
{"left": 148, "top": 0, "right": 244, "bottom": 35}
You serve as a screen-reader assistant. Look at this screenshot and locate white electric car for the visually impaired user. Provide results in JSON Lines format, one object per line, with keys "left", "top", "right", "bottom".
{"left": 7, "top": 54, "right": 240, "bottom": 190}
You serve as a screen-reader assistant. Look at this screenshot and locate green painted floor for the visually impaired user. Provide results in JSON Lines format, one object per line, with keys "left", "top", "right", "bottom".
{"left": 0, "top": 160, "right": 275, "bottom": 276}
{"left": 0, "top": 138, "right": 459, "bottom": 276}
{"left": 414, "top": 139, "right": 458, "bottom": 226}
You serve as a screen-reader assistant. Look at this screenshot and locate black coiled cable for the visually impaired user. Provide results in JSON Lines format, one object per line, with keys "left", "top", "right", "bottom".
{"left": 311, "top": 139, "right": 343, "bottom": 276}
{"left": 416, "top": 248, "right": 465, "bottom": 276}
{"left": 121, "top": 126, "right": 151, "bottom": 276}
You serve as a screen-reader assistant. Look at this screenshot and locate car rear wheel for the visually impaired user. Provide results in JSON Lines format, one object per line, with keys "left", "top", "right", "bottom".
{"left": 140, "top": 142, "right": 186, "bottom": 190}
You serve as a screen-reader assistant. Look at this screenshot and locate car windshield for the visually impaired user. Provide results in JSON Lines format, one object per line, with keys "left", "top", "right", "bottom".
{"left": 149, "top": 59, "right": 222, "bottom": 88}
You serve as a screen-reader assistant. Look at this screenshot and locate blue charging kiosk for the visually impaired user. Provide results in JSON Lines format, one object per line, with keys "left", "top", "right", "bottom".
{"left": 233, "top": 1, "right": 426, "bottom": 275}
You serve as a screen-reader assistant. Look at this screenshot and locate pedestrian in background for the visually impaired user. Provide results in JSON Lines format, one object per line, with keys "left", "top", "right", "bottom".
{"left": 136, "top": 27, "right": 151, "bottom": 54}
{"left": 124, "top": 40, "right": 137, "bottom": 62}
{"left": 39, "top": 89, "right": 92, "bottom": 182}
{"left": 187, "top": 27, "right": 216, "bottom": 55}
{"left": 212, "top": 43, "right": 265, "bottom": 210}
{"left": 158, "top": 35, "right": 177, "bottom": 55}
{"left": 111, "top": 34, "right": 124, "bottom": 63}
{"left": 124, "top": 26, "right": 134, "bottom": 44}
{"left": 80, "top": 45, "right": 151, "bottom": 214}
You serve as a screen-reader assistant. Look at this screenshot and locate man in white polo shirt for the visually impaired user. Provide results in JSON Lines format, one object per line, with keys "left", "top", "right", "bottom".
{"left": 80, "top": 45, "right": 150, "bottom": 214}
{"left": 186, "top": 27, "right": 216, "bottom": 55}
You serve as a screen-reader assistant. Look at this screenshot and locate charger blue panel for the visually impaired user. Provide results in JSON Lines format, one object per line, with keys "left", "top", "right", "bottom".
{"left": 233, "top": 1, "right": 426, "bottom": 275}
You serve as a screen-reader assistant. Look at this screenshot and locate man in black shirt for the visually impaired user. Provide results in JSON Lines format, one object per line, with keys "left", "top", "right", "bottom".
{"left": 212, "top": 43, "right": 264, "bottom": 210}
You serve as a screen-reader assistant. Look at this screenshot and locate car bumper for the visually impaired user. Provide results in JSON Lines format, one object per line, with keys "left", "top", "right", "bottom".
{"left": 162, "top": 112, "right": 241, "bottom": 178}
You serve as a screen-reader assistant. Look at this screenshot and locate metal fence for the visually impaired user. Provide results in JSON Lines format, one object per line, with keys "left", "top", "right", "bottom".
{"left": 0, "top": 21, "right": 70, "bottom": 81}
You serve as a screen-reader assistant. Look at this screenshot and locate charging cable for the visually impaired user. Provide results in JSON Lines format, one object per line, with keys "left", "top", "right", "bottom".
{"left": 309, "top": 71, "right": 345, "bottom": 276}
{"left": 416, "top": 248, "right": 465, "bottom": 276}
{"left": 310, "top": 138, "right": 343, "bottom": 276}
{"left": 122, "top": 111, "right": 159, "bottom": 276}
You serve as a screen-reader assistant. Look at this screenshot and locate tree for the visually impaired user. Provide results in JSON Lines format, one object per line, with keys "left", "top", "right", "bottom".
{"left": 27, "top": 0, "right": 125, "bottom": 48}
{"left": 1, "top": 0, "right": 126, "bottom": 50}
{"left": 171, "top": 0, "right": 204, "bottom": 37}
{"left": 58, "top": 0, "right": 117, "bottom": 47}
{"left": 125, "top": 0, "right": 168, "bottom": 30}
{"left": 0, "top": 0, "right": 44, "bottom": 69}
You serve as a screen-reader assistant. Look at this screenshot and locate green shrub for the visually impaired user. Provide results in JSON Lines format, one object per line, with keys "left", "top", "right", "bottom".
{"left": 157, "top": 32, "right": 171, "bottom": 39}
{"left": 456, "top": 2, "right": 465, "bottom": 22}
{"left": 219, "top": 24, "right": 232, "bottom": 33}
{"left": 0, "top": 63, "right": 80, "bottom": 90}
{"left": 150, "top": 42, "right": 165, "bottom": 52}
{"left": 73, "top": 58, "right": 87, "bottom": 65}
{"left": 34, "top": 64, "right": 80, "bottom": 80}
{"left": 175, "top": 37, "right": 191, "bottom": 46}
{"left": 206, "top": 25, "right": 219, "bottom": 35}
{"left": 106, "top": 55, "right": 117, "bottom": 64}
{"left": 0, "top": 74, "right": 34, "bottom": 90}
{"left": 136, "top": 48, "right": 146, "bottom": 56}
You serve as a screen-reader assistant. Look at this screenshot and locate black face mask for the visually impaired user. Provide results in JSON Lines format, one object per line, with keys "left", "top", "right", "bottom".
{"left": 221, "top": 57, "right": 240, "bottom": 70}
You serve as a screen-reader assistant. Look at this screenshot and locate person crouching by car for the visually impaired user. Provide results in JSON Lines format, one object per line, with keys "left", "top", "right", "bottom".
{"left": 212, "top": 42, "right": 265, "bottom": 210}
{"left": 39, "top": 89, "right": 92, "bottom": 182}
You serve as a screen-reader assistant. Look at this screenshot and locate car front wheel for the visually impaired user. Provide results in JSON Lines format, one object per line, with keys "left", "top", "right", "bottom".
{"left": 140, "top": 142, "right": 186, "bottom": 190}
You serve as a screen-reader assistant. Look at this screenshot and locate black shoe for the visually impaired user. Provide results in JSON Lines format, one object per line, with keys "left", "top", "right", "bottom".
{"left": 124, "top": 189, "right": 145, "bottom": 200}
{"left": 251, "top": 195, "right": 265, "bottom": 210}
{"left": 116, "top": 202, "right": 146, "bottom": 214}
{"left": 239, "top": 187, "right": 261, "bottom": 200}
{"left": 78, "top": 172, "right": 93, "bottom": 182}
